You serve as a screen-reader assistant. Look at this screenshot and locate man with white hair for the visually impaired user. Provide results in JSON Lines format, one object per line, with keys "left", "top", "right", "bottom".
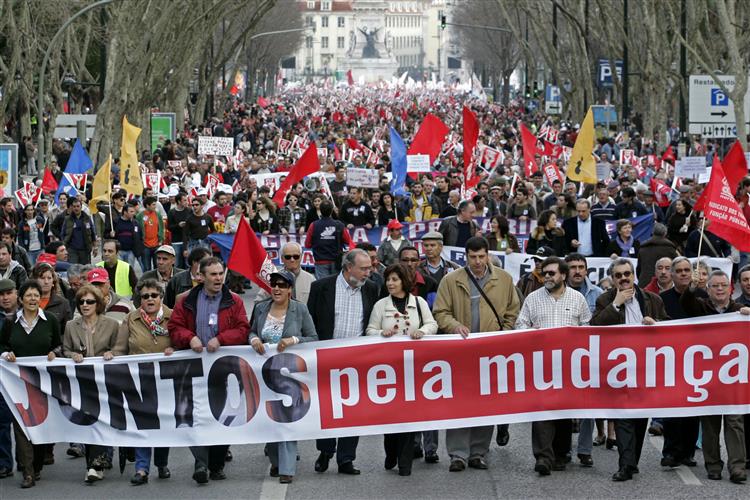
{"left": 255, "top": 242, "right": 314, "bottom": 305}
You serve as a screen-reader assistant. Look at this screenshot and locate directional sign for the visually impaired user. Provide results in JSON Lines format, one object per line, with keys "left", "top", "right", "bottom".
{"left": 688, "top": 75, "right": 750, "bottom": 136}
{"left": 597, "top": 59, "right": 623, "bottom": 88}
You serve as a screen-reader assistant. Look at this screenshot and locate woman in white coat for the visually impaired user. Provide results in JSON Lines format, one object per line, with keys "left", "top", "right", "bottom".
{"left": 366, "top": 263, "right": 437, "bottom": 476}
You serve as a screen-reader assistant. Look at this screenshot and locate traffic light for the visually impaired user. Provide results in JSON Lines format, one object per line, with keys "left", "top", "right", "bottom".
{"left": 524, "top": 85, "right": 531, "bottom": 98}
{"left": 440, "top": 15, "right": 446, "bottom": 30}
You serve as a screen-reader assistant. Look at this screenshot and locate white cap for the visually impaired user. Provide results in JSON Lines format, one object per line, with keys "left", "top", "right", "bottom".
{"left": 196, "top": 187, "right": 208, "bottom": 196}
{"left": 167, "top": 184, "right": 180, "bottom": 197}
{"left": 217, "top": 183, "right": 233, "bottom": 194}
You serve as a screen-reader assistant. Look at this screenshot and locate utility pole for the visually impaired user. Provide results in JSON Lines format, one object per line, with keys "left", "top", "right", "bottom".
{"left": 622, "top": 0, "right": 629, "bottom": 126}
{"left": 552, "top": 1, "right": 558, "bottom": 85}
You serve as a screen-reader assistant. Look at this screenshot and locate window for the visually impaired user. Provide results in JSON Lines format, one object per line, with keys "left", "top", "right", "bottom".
{"left": 337, "top": 36, "right": 345, "bottom": 49}
{"left": 307, "top": 0, "right": 315, "bottom": 8}
{"left": 338, "top": 16, "right": 345, "bottom": 27}
{"left": 321, "top": 36, "right": 329, "bottom": 49}
{"left": 306, "top": 36, "right": 313, "bottom": 48}
{"left": 321, "top": 0, "right": 331, "bottom": 11}
{"left": 321, "top": 16, "right": 328, "bottom": 28}
{"left": 305, "top": 16, "right": 313, "bottom": 27}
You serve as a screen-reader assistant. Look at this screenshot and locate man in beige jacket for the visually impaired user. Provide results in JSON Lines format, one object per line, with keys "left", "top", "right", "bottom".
{"left": 433, "top": 236, "right": 520, "bottom": 472}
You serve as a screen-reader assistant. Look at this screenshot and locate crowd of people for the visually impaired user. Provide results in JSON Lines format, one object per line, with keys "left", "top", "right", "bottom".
{"left": 1, "top": 85, "right": 749, "bottom": 489}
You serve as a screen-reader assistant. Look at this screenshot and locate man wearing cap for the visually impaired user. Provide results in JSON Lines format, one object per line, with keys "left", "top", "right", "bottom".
{"left": 376, "top": 220, "right": 412, "bottom": 267}
{"left": 86, "top": 267, "right": 134, "bottom": 323}
{"left": 168, "top": 257, "right": 249, "bottom": 484}
{"left": 418, "top": 231, "right": 460, "bottom": 285}
{"left": 640, "top": 190, "right": 665, "bottom": 223}
{"left": 517, "top": 246, "right": 555, "bottom": 298}
{"left": 135, "top": 245, "right": 183, "bottom": 306}
{"left": 0, "top": 279, "right": 17, "bottom": 479}
{"left": 96, "top": 239, "right": 138, "bottom": 299}
{"left": 487, "top": 184, "right": 508, "bottom": 217}
{"left": 135, "top": 196, "right": 165, "bottom": 273}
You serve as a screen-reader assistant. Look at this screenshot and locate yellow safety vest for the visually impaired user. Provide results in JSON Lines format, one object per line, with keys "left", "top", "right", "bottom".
{"left": 96, "top": 260, "right": 132, "bottom": 298}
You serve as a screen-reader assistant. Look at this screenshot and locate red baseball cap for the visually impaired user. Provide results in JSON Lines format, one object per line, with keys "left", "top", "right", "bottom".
{"left": 387, "top": 219, "right": 403, "bottom": 230}
{"left": 36, "top": 253, "right": 57, "bottom": 267}
{"left": 86, "top": 268, "right": 109, "bottom": 284}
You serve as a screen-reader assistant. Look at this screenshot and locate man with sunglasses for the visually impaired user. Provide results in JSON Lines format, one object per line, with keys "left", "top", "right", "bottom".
{"left": 591, "top": 258, "right": 667, "bottom": 482}
{"left": 255, "top": 242, "right": 314, "bottom": 305}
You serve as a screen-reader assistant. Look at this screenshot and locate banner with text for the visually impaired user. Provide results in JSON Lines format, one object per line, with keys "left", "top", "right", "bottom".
{"left": 2, "top": 315, "right": 747, "bottom": 446}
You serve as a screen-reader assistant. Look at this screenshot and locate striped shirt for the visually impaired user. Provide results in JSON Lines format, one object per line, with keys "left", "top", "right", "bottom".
{"left": 333, "top": 273, "right": 364, "bottom": 339}
{"left": 515, "top": 285, "right": 591, "bottom": 330}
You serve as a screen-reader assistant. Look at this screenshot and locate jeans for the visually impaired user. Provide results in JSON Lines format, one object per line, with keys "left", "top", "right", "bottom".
{"left": 577, "top": 418, "right": 595, "bottom": 455}
{"left": 315, "top": 262, "right": 338, "bottom": 280}
{"left": 27, "top": 249, "right": 42, "bottom": 266}
{"left": 141, "top": 246, "right": 158, "bottom": 272}
{"left": 119, "top": 250, "right": 138, "bottom": 268}
{"left": 414, "top": 430, "right": 439, "bottom": 454}
{"left": 0, "top": 395, "right": 13, "bottom": 469}
{"left": 172, "top": 243, "right": 185, "bottom": 269}
{"left": 267, "top": 441, "right": 297, "bottom": 476}
{"left": 134, "top": 447, "right": 169, "bottom": 474}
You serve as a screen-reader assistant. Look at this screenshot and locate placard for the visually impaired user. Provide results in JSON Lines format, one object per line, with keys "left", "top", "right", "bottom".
{"left": 596, "top": 163, "right": 611, "bottom": 181}
{"left": 406, "top": 154, "right": 431, "bottom": 173}
{"left": 698, "top": 166, "right": 712, "bottom": 184}
{"left": 676, "top": 156, "right": 707, "bottom": 178}
{"left": 197, "top": 136, "right": 234, "bottom": 156}
{"left": 346, "top": 167, "right": 380, "bottom": 188}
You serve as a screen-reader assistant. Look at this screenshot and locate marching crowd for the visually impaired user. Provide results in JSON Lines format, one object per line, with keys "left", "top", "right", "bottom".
{"left": 1, "top": 85, "right": 750, "bottom": 489}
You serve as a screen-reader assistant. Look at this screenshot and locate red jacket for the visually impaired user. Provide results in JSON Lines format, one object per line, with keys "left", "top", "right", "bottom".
{"left": 168, "top": 285, "right": 249, "bottom": 349}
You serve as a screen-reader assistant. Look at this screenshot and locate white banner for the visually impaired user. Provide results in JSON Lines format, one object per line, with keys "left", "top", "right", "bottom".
{"left": 346, "top": 167, "right": 380, "bottom": 188}
{"left": 406, "top": 154, "right": 431, "bottom": 173}
{"left": 198, "top": 136, "right": 234, "bottom": 156}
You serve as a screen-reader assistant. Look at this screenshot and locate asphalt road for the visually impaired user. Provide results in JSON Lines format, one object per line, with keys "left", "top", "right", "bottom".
{"left": 1, "top": 286, "right": 747, "bottom": 499}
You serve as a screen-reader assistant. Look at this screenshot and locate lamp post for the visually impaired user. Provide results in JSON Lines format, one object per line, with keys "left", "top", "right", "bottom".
{"left": 36, "top": 0, "right": 116, "bottom": 171}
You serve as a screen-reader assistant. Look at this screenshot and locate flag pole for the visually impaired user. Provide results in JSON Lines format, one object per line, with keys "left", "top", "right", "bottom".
{"left": 108, "top": 200, "right": 114, "bottom": 235}
{"left": 696, "top": 217, "right": 706, "bottom": 257}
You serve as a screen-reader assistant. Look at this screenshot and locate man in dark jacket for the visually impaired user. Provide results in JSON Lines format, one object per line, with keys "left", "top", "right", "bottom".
{"left": 562, "top": 199, "right": 610, "bottom": 257}
{"left": 0, "top": 229, "right": 32, "bottom": 272}
{"left": 591, "top": 258, "right": 667, "bottom": 482}
{"left": 167, "top": 256, "right": 249, "bottom": 485}
{"left": 636, "top": 223, "right": 679, "bottom": 283}
{"left": 61, "top": 197, "right": 98, "bottom": 264}
{"left": 307, "top": 249, "right": 379, "bottom": 476}
{"left": 613, "top": 187, "right": 649, "bottom": 220}
{"left": 438, "top": 200, "right": 479, "bottom": 247}
{"left": 164, "top": 247, "right": 211, "bottom": 308}
{"left": 304, "top": 200, "right": 354, "bottom": 280}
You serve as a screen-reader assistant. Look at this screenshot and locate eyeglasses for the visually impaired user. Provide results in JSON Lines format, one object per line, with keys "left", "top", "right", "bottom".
{"left": 613, "top": 271, "right": 633, "bottom": 279}
{"left": 140, "top": 293, "right": 161, "bottom": 300}
{"left": 541, "top": 270, "right": 558, "bottom": 277}
{"left": 283, "top": 254, "right": 301, "bottom": 261}
{"left": 270, "top": 281, "right": 290, "bottom": 289}
{"left": 78, "top": 299, "right": 97, "bottom": 305}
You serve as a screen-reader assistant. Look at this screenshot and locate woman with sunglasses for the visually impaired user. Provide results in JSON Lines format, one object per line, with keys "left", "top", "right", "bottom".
{"left": 249, "top": 269, "right": 317, "bottom": 484}
{"left": 366, "top": 263, "right": 438, "bottom": 476}
{"left": 113, "top": 279, "right": 173, "bottom": 485}
{"left": 0, "top": 280, "right": 61, "bottom": 488}
{"left": 63, "top": 284, "right": 120, "bottom": 484}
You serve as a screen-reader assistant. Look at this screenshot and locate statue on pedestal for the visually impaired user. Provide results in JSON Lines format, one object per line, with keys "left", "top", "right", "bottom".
{"left": 358, "top": 27, "right": 381, "bottom": 59}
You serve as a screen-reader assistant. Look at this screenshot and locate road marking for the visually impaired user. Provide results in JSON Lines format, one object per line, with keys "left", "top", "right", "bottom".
{"left": 259, "top": 476, "right": 288, "bottom": 500}
{"left": 648, "top": 435, "right": 703, "bottom": 486}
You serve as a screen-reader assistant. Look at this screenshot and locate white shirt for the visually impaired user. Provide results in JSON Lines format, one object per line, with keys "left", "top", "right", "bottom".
{"left": 515, "top": 286, "right": 591, "bottom": 329}
{"left": 576, "top": 217, "right": 593, "bottom": 256}
{"left": 16, "top": 309, "right": 47, "bottom": 335}
{"left": 333, "top": 273, "right": 364, "bottom": 339}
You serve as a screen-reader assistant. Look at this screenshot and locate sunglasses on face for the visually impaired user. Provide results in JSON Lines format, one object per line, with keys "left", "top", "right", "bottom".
{"left": 140, "top": 293, "right": 161, "bottom": 300}
{"left": 270, "top": 281, "right": 290, "bottom": 289}
{"left": 613, "top": 271, "right": 632, "bottom": 279}
{"left": 78, "top": 299, "right": 97, "bottom": 305}
{"left": 283, "top": 254, "right": 301, "bottom": 260}
{"left": 541, "top": 270, "right": 558, "bottom": 277}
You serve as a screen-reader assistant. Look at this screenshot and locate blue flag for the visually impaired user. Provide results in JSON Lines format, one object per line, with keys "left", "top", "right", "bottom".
{"left": 55, "top": 139, "right": 93, "bottom": 204}
{"left": 605, "top": 213, "right": 654, "bottom": 244}
{"left": 389, "top": 127, "right": 408, "bottom": 196}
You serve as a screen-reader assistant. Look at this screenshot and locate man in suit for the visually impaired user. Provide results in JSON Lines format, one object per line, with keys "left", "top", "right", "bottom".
{"left": 591, "top": 258, "right": 667, "bottom": 482}
{"left": 307, "top": 248, "right": 379, "bottom": 476}
{"left": 562, "top": 199, "right": 610, "bottom": 257}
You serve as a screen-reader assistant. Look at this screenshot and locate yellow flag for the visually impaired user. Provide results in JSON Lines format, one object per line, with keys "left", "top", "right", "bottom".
{"left": 89, "top": 154, "right": 112, "bottom": 214}
{"left": 566, "top": 107, "right": 597, "bottom": 184}
{"left": 120, "top": 116, "right": 144, "bottom": 196}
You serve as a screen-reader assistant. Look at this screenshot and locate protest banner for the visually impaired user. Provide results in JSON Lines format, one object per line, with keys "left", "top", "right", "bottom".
{"left": 3, "top": 315, "right": 747, "bottom": 447}
{"left": 675, "top": 156, "right": 707, "bottom": 178}
{"left": 406, "top": 154, "right": 431, "bottom": 173}
{"left": 346, "top": 167, "right": 380, "bottom": 188}
{"left": 197, "top": 136, "right": 234, "bottom": 156}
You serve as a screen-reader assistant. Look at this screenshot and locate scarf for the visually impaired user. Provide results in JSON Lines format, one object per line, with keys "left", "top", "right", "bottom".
{"left": 139, "top": 307, "right": 168, "bottom": 340}
{"left": 616, "top": 235, "right": 635, "bottom": 256}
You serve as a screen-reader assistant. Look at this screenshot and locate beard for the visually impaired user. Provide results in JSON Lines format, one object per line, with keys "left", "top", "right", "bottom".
{"left": 544, "top": 280, "right": 562, "bottom": 291}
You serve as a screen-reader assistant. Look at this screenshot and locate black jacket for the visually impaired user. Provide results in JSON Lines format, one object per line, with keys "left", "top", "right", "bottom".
{"left": 561, "top": 216, "right": 611, "bottom": 257}
{"left": 307, "top": 274, "right": 379, "bottom": 341}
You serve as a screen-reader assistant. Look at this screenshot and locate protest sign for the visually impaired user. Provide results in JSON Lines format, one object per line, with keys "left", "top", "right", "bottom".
{"left": 198, "top": 136, "right": 234, "bottom": 156}
{"left": 3, "top": 315, "right": 747, "bottom": 446}
{"left": 676, "top": 157, "right": 707, "bottom": 178}
{"left": 406, "top": 154, "right": 431, "bottom": 173}
{"left": 346, "top": 167, "right": 380, "bottom": 188}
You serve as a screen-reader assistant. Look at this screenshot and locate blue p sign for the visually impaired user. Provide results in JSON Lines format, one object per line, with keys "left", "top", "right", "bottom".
{"left": 711, "top": 88, "right": 728, "bottom": 106}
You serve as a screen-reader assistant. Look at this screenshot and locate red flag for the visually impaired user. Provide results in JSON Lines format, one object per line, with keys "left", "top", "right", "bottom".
{"left": 41, "top": 168, "right": 59, "bottom": 194}
{"left": 355, "top": 106, "right": 368, "bottom": 118}
{"left": 520, "top": 123, "right": 540, "bottom": 177}
{"left": 408, "top": 113, "right": 449, "bottom": 164}
{"left": 543, "top": 163, "right": 564, "bottom": 186}
{"left": 693, "top": 155, "right": 720, "bottom": 212}
{"left": 333, "top": 144, "right": 342, "bottom": 161}
{"left": 700, "top": 159, "right": 750, "bottom": 251}
{"left": 661, "top": 145, "right": 675, "bottom": 164}
{"left": 331, "top": 111, "right": 343, "bottom": 123}
{"left": 462, "top": 106, "right": 479, "bottom": 189}
{"left": 257, "top": 96, "right": 270, "bottom": 108}
{"left": 723, "top": 141, "right": 748, "bottom": 192}
{"left": 346, "top": 138, "right": 362, "bottom": 151}
{"left": 272, "top": 143, "right": 321, "bottom": 207}
{"left": 347, "top": 69, "right": 354, "bottom": 86}
{"left": 227, "top": 217, "right": 274, "bottom": 293}
{"left": 650, "top": 177, "right": 672, "bottom": 208}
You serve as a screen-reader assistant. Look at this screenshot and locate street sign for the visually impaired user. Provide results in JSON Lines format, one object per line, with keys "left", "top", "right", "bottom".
{"left": 597, "top": 59, "right": 623, "bottom": 88}
{"left": 0, "top": 144, "right": 19, "bottom": 196}
{"left": 545, "top": 84, "right": 562, "bottom": 114}
{"left": 688, "top": 74, "right": 750, "bottom": 136}
{"left": 150, "top": 112, "right": 176, "bottom": 151}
